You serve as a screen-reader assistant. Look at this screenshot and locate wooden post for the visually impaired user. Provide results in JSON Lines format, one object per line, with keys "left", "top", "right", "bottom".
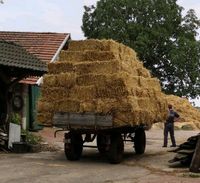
{"left": 190, "top": 135, "right": 200, "bottom": 173}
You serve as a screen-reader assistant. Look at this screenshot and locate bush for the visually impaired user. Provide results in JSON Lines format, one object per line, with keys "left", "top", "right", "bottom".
{"left": 21, "top": 130, "right": 42, "bottom": 145}
{"left": 10, "top": 113, "right": 21, "bottom": 125}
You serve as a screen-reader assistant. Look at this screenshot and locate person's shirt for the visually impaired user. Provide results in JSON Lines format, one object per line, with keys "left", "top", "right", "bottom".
{"left": 166, "top": 109, "right": 180, "bottom": 123}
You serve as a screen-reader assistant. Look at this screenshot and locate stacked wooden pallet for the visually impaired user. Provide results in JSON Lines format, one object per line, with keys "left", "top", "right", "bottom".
{"left": 169, "top": 133, "right": 200, "bottom": 167}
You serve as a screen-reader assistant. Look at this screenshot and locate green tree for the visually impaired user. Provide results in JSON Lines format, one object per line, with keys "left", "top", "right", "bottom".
{"left": 82, "top": 0, "right": 200, "bottom": 98}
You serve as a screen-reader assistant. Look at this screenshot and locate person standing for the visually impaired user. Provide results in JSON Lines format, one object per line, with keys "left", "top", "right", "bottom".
{"left": 163, "top": 104, "right": 180, "bottom": 147}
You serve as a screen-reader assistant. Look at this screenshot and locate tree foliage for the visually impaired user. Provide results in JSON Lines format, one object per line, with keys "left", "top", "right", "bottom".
{"left": 82, "top": 0, "right": 200, "bottom": 98}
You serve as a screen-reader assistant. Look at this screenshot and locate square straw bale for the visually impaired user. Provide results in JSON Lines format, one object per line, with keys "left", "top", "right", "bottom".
{"left": 138, "top": 77, "right": 161, "bottom": 91}
{"left": 37, "top": 112, "right": 53, "bottom": 126}
{"left": 41, "top": 87, "right": 69, "bottom": 101}
{"left": 80, "top": 101, "right": 96, "bottom": 113}
{"left": 56, "top": 73, "right": 76, "bottom": 88}
{"left": 69, "top": 85, "right": 96, "bottom": 101}
{"left": 95, "top": 85, "right": 128, "bottom": 98}
{"left": 137, "top": 67, "right": 151, "bottom": 78}
{"left": 74, "top": 61, "right": 120, "bottom": 75}
{"left": 37, "top": 100, "right": 55, "bottom": 112}
{"left": 43, "top": 74, "right": 57, "bottom": 87}
{"left": 59, "top": 51, "right": 85, "bottom": 62}
{"left": 54, "top": 99, "right": 80, "bottom": 112}
{"left": 48, "top": 62, "right": 74, "bottom": 74}
{"left": 68, "top": 39, "right": 118, "bottom": 51}
{"left": 60, "top": 50, "right": 118, "bottom": 62}
{"left": 76, "top": 74, "right": 107, "bottom": 86}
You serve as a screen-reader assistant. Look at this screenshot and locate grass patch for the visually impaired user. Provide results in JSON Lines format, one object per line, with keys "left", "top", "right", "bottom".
{"left": 21, "top": 130, "right": 42, "bottom": 145}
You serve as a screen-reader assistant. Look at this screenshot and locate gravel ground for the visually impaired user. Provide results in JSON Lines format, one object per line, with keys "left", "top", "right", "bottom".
{"left": 0, "top": 128, "right": 200, "bottom": 183}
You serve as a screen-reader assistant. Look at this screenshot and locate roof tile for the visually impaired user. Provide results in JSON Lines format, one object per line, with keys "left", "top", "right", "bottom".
{"left": 0, "top": 40, "right": 47, "bottom": 74}
{"left": 0, "top": 31, "right": 70, "bottom": 62}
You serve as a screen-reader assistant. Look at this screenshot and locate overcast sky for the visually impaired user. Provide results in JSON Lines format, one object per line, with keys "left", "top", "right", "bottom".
{"left": 0, "top": 0, "right": 199, "bottom": 106}
{"left": 0, "top": 0, "right": 200, "bottom": 39}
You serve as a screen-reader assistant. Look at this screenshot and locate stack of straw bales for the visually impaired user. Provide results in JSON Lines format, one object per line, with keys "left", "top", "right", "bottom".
{"left": 37, "top": 39, "right": 168, "bottom": 127}
{"left": 165, "top": 95, "right": 200, "bottom": 129}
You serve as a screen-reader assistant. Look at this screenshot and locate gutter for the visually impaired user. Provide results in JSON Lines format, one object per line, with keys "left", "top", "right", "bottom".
{"left": 36, "top": 34, "right": 71, "bottom": 86}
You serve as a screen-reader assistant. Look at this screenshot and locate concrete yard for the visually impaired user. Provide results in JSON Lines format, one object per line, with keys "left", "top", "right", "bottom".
{"left": 0, "top": 129, "right": 200, "bottom": 183}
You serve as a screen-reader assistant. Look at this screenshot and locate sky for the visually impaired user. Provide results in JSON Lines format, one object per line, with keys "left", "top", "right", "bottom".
{"left": 0, "top": 0, "right": 200, "bottom": 106}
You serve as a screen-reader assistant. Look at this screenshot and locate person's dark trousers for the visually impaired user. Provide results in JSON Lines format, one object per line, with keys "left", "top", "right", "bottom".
{"left": 163, "top": 123, "right": 176, "bottom": 147}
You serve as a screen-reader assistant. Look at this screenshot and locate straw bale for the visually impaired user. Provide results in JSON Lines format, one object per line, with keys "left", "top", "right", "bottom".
{"left": 37, "top": 112, "right": 53, "bottom": 126}
{"left": 59, "top": 51, "right": 84, "bottom": 62}
{"left": 138, "top": 77, "right": 161, "bottom": 91}
{"left": 96, "top": 98, "right": 134, "bottom": 114}
{"left": 37, "top": 100, "right": 55, "bottom": 112}
{"left": 43, "top": 73, "right": 76, "bottom": 88}
{"left": 124, "top": 76, "right": 140, "bottom": 88}
{"left": 194, "top": 122, "right": 200, "bottom": 129}
{"left": 137, "top": 67, "right": 151, "bottom": 78}
{"left": 59, "top": 50, "right": 117, "bottom": 62}
{"left": 95, "top": 77, "right": 130, "bottom": 98}
{"left": 175, "top": 122, "right": 198, "bottom": 130}
{"left": 56, "top": 73, "right": 76, "bottom": 88}
{"left": 52, "top": 56, "right": 137, "bottom": 77}
{"left": 96, "top": 86, "right": 128, "bottom": 98}
{"left": 48, "top": 62, "right": 74, "bottom": 74}
{"left": 137, "top": 98, "right": 155, "bottom": 111}
{"left": 68, "top": 39, "right": 137, "bottom": 60}
{"left": 41, "top": 87, "right": 69, "bottom": 101}
{"left": 69, "top": 85, "right": 96, "bottom": 101}
{"left": 113, "top": 110, "right": 155, "bottom": 127}
{"left": 135, "top": 87, "right": 152, "bottom": 97}
{"left": 74, "top": 61, "right": 120, "bottom": 75}
{"left": 154, "top": 96, "right": 168, "bottom": 114}
{"left": 43, "top": 74, "right": 57, "bottom": 87}
{"left": 68, "top": 39, "right": 112, "bottom": 51}
{"left": 119, "top": 61, "right": 138, "bottom": 75}
{"left": 76, "top": 74, "right": 106, "bottom": 86}
{"left": 125, "top": 96, "right": 141, "bottom": 109}
{"left": 68, "top": 39, "right": 120, "bottom": 52}
{"left": 80, "top": 101, "right": 96, "bottom": 113}
{"left": 54, "top": 99, "right": 80, "bottom": 113}
{"left": 113, "top": 112, "right": 136, "bottom": 126}
{"left": 125, "top": 80, "right": 158, "bottom": 97}
{"left": 76, "top": 73, "right": 140, "bottom": 91}
{"left": 38, "top": 39, "right": 168, "bottom": 127}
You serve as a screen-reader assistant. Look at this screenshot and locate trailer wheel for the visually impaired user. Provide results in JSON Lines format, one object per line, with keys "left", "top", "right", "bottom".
{"left": 134, "top": 128, "right": 146, "bottom": 154}
{"left": 64, "top": 132, "right": 83, "bottom": 161}
{"left": 97, "top": 134, "right": 109, "bottom": 154}
{"left": 108, "top": 133, "right": 124, "bottom": 164}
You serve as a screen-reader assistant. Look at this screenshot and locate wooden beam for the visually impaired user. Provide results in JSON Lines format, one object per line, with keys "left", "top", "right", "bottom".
{"left": 190, "top": 135, "right": 200, "bottom": 173}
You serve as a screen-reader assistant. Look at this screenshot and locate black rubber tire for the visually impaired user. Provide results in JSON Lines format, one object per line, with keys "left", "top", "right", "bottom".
{"left": 108, "top": 133, "right": 124, "bottom": 164}
{"left": 134, "top": 128, "right": 146, "bottom": 154}
{"left": 97, "top": 134, "right": 109, "bottom": 154}
{"left": 64, "top": 132, "right": 83, "bottom": 161}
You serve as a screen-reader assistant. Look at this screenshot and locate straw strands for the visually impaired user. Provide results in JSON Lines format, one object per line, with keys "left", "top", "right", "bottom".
{"left": 37, "top": 39, "right": 168, "bottom": 127}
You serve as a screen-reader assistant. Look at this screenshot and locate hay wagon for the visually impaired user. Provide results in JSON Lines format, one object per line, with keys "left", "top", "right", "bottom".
{"left": 53, "top": 112, "right": 146, "bottom": 164}
{"left": 38, "top": 39, "right": 167, "bottom": 163}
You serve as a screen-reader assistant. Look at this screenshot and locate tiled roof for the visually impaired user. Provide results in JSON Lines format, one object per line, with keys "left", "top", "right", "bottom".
{"left": 0, "top": 31, "right": 70, "bottom": 62}
{"left": 0, "top": 40, "right": 47, "bottom": 75}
